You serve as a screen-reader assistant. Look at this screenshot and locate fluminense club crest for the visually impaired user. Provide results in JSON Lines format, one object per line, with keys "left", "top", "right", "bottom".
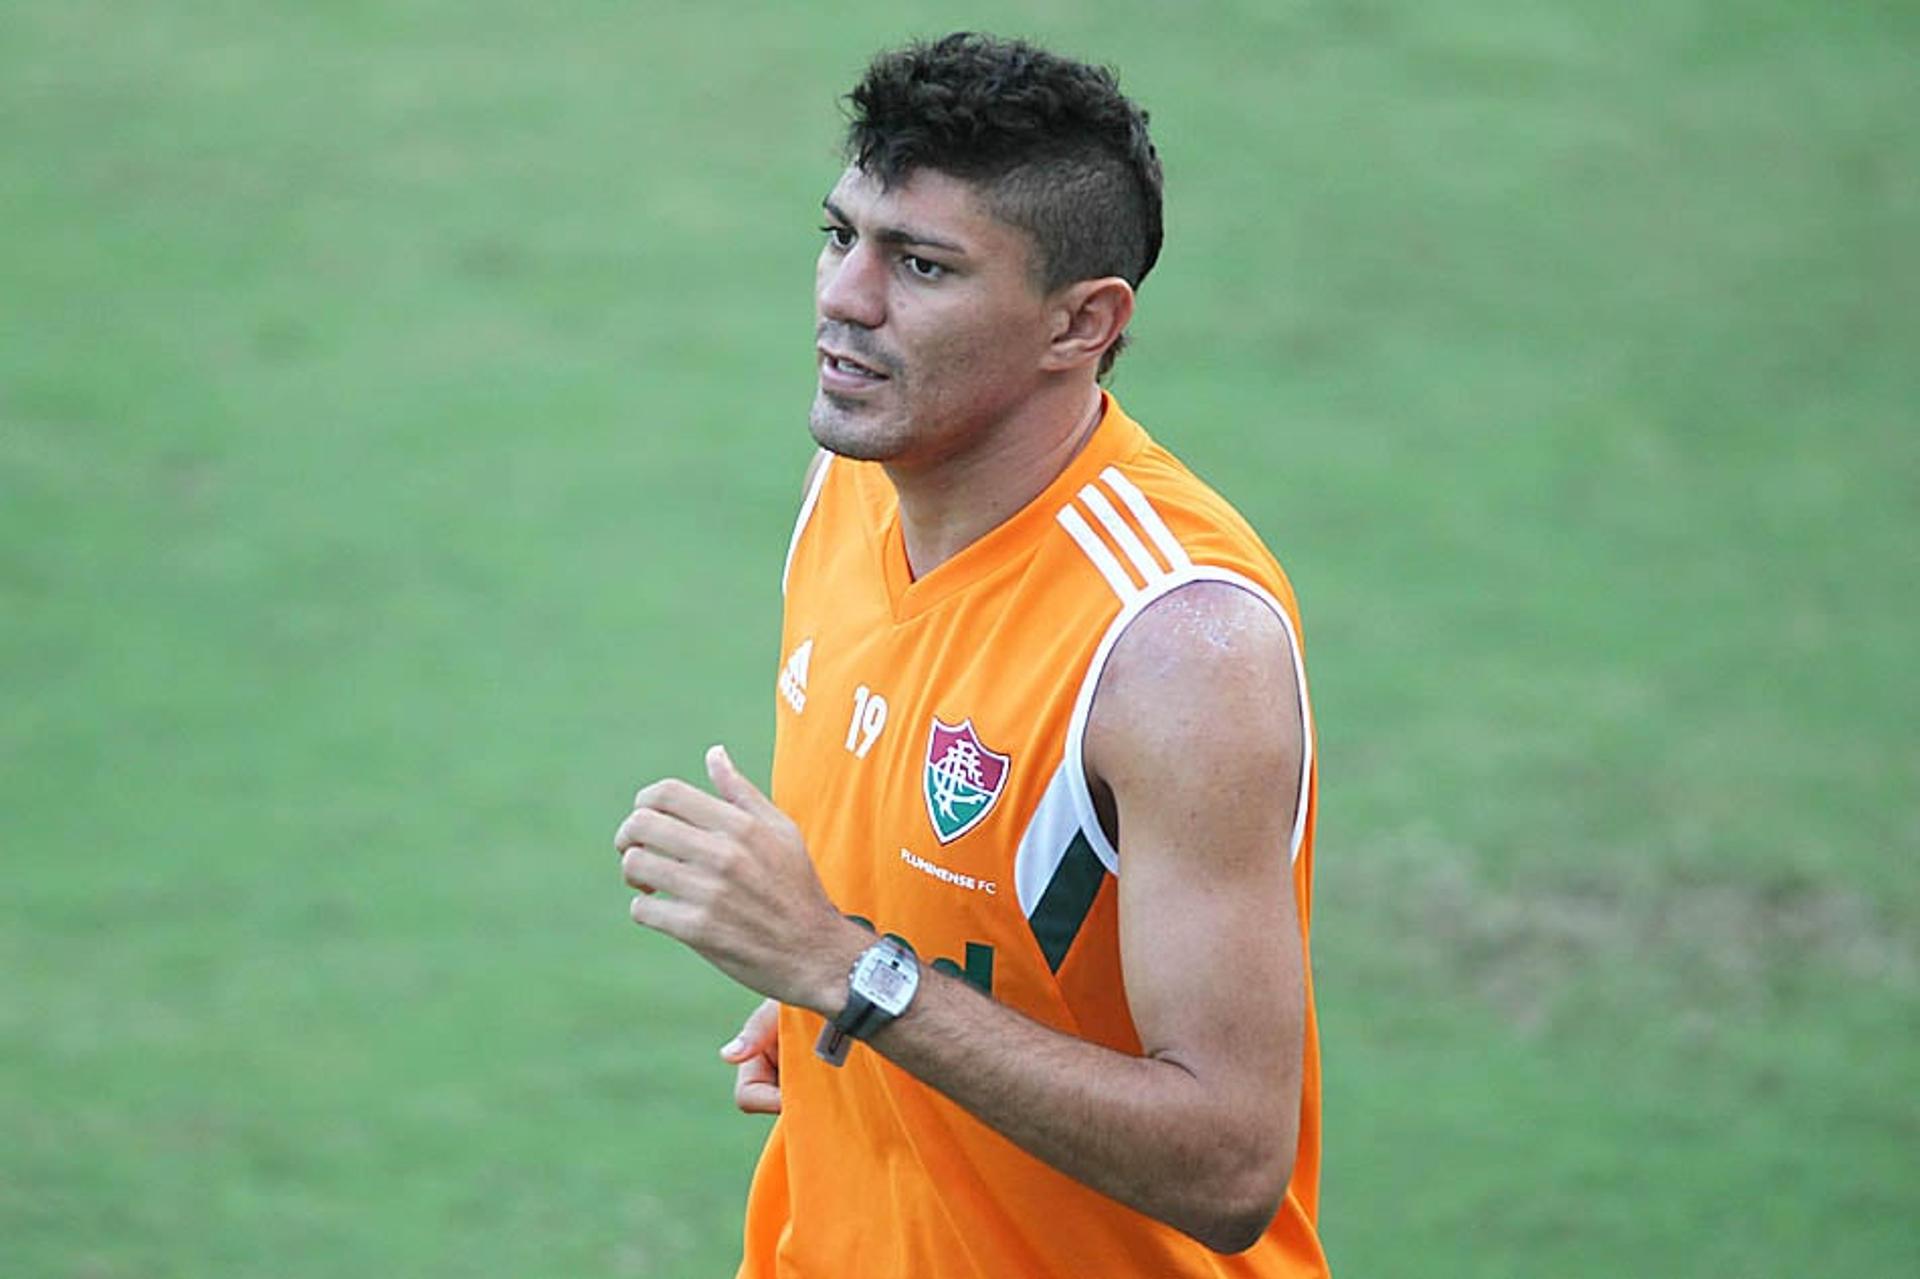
{"left": 923, "top": 717, "right": 1011, "bottom": 844}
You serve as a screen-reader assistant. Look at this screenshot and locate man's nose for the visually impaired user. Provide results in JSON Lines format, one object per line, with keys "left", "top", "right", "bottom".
{"left": 817, "top": 242, "right": 886, "bottom": 329}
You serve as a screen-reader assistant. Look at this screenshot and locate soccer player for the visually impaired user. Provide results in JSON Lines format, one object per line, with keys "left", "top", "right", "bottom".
{"left": 616, "top": 32, "right": 1327, "bottom": 1276}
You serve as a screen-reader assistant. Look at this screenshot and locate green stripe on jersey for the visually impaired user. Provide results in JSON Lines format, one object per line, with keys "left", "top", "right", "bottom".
{"left": 1028, "top": 831, "right": 1107, "bottom": 972}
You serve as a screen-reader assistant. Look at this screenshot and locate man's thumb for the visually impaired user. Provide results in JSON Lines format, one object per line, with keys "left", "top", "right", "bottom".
{"left": 707, "top": 744, "right": 776, "bottom": 817}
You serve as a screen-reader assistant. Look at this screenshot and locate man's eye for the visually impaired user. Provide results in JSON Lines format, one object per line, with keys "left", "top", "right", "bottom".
{"left": 903, "top": 255, "right": 945, "bottom": 280}
{"left": 821, "top": 225, "right": 854, "bottom": 250}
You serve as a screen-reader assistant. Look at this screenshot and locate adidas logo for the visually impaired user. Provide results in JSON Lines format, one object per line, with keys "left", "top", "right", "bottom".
{"left": 778, "top": 638, "right": 812, "bottom": 714}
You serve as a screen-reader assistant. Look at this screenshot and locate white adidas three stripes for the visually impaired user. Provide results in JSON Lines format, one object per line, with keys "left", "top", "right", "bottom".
{"left": 780, "top": 455, "right": 1315, "bottom": 869}
{"left": 1055, "top": 466, "right": 1193, "bottom": 602}
{"left": 1055, "top": 465, "right": 1316, "bottom": 868}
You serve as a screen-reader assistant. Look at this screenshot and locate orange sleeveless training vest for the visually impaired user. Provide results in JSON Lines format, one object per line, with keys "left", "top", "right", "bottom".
{"left": 742, "top": 394, "right": 1326, "bottom": 1278}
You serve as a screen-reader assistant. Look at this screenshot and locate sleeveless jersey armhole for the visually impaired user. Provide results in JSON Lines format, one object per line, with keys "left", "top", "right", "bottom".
{"left": 781, "top": 452, "right": 834, "bottom": 596}
{"left": 1062, "top": 566, "right": 1316, "bottom": 873}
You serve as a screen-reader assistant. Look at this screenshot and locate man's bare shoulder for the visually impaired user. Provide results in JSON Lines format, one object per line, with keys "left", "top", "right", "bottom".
{"left": 1084, "top": 580, "right": 1304, "bottom": 848}
{"left": 1098, "top": 581, "right": 1299, "bottom": 724}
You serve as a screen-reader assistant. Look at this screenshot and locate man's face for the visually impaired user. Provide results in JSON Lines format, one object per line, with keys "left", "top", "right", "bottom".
{"left": 810, "top": 165, "right": 1055, "bottom": 467}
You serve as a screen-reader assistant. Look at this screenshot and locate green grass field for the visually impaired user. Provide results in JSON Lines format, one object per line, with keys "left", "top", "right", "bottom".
{"left": 4, "top": 1, "right": 1916, "bottom": 1274}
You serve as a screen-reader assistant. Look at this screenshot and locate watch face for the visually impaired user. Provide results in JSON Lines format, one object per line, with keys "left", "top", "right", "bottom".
{"left": 854, "top": 947, "right": 918, "bottom": 1017}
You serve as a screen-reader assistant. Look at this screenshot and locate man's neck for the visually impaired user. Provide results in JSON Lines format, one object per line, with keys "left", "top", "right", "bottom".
{"left": 887, "top": 382, "right": 1106, "bottom": 581}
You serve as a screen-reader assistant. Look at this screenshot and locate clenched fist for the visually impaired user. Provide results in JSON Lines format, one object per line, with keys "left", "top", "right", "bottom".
{"left": 616, "top": 745, "right": 867, "bottom": 1017}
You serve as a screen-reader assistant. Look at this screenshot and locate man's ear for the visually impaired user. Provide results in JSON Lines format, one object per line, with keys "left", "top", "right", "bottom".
{"left": 1040, "top": 277, "right": 1136, "bottom": 373}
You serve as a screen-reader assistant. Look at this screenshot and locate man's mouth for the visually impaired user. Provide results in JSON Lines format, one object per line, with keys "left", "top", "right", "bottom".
{"left": 819, "top": 348, "right": 891, "bottom": 388}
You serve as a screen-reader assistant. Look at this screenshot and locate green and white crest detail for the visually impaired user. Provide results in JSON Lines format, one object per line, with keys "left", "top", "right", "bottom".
{"left": 923, "top": 717, "right": 1012, "bottom": 844}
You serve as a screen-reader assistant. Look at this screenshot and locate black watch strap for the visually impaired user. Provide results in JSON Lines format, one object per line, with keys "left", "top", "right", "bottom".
{"left": 816, "top": 938, "right": 918, "bottom": 1066}
{"left": 816, "top": 991, "right": 872, "bottom": 1066}
{"left": 835, "top": 989, "right": 879, "bottom": 1040}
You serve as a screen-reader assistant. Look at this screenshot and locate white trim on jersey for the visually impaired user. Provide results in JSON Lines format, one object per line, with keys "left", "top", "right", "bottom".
{"left": 1058, "top": 472, "right": 1188, "bottom": 603}
{"left": 781, "top": 453, "right": 834, "bottom": 597}
{"left": 1055, "top": 505, "right": 1143, "bottom": 603}
{"left": 1011, "top": 759, "right": 1093, "bottom": 913}
{"left": 1062, "top": 567, "right": 1316, "bottom": 870}
{"left": 1051, "top": 468, "right": 1314, "bottom": 868}
{"left": 1078, "top": 483, "right": 1168, "bottom": 584}
{"left": 1099, "top": 466, "right": 1193, "bottom": 572}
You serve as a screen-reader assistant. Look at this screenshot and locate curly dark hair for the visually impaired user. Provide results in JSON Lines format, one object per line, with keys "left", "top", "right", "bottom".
{"left": 844, "top": 33, "right": 1165, "bottom": 375}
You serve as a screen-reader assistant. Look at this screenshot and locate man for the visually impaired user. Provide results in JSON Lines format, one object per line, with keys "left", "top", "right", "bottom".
{"left": 616, "top": 32, "right": 1327, "bottom": 1276}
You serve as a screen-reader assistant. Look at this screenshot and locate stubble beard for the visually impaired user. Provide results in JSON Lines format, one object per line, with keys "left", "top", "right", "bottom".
{"left": 808, "top": 386, "right": 916, "bottom": 462}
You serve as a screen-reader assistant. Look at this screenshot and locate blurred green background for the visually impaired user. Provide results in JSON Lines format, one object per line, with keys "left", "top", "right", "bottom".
{"left": 4, "top": 1, "right": 1915, "bottom": 1274}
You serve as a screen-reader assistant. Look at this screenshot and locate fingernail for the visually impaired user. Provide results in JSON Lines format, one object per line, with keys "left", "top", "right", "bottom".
{"left": 722, "top": 1036, "right": 745, "bottom": 1056}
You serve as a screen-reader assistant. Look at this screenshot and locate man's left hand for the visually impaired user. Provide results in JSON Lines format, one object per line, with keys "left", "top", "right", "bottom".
{"left": 616, "top": 745, "right": 858, "bottom": 1012}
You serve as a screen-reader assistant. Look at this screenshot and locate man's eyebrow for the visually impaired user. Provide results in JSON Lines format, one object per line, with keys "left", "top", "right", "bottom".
{"left": 821, "top": 199, "right": 969, "bottom": 255}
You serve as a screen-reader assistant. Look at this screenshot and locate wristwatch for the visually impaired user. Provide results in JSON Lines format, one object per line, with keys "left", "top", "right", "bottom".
{"left": 816, "top": 937, "right": 920, "bottom": 1066}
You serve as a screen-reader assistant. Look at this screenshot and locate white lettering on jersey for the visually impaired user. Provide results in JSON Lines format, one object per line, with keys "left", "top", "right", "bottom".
{"left": 898, "top": 847, "right": 997, "bottom": 896}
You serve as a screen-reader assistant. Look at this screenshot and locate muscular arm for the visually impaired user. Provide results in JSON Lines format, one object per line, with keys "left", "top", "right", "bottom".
{"left": 848, "top": 581, "right": 1305, "bottom": 1251}
{"left": 622, "top": 582, "right": 1307, "bottom": 1253}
